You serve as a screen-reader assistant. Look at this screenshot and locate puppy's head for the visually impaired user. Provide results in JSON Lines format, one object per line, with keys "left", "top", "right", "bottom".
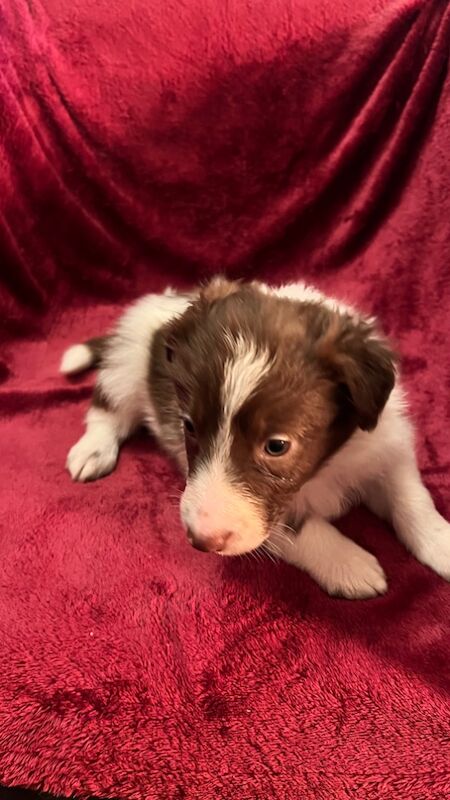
{"left": 164, "top": 279, "right": 396, "bottom": 556}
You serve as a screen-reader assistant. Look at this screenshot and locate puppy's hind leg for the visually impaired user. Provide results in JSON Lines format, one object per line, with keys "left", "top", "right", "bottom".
{"left": 66, "top": 388, "right": 135, "bottom": 482}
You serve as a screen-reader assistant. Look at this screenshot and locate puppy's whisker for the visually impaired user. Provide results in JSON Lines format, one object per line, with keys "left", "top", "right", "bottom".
{"left": 273, "top": 521, "right": 297, "bottom": 535}
{"left": 270, "top": 523, "right": 296, "bottom": 541}
{"left": 265, "top": 540, "right": 282, "bottom": 557}
{"left": 261, "top": 543, "right": 278, "bottom": 564}
{"left": 269, "top": 530, "right": 293, "bottom": 548}
{"left": 265, "top": 540, "right": 282, "bottom": 558}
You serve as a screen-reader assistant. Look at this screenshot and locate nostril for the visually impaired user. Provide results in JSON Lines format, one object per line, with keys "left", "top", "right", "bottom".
{"left": 188, "top": 530, "right": 233, "bottom": 553}
{"left": 191, "top": 537, "right": 211, "bottom": 553}
{"left": 215, "top": 531, "right": 232, "bottom": 552}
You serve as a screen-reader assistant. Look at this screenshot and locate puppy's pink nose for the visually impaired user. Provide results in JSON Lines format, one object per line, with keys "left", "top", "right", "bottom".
{"left": 187, "top": 528, "right": 232, "bottom": 553}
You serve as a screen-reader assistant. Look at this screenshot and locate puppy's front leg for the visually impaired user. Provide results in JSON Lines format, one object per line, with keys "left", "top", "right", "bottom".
{"left": 365, "top": 460, "right": 450, "bottom": 581}
{"left": 66, "top": 389, "right": 134, "bottom": 482}
{"left": 269, "top": 516, "right": 387, "bottom": 599}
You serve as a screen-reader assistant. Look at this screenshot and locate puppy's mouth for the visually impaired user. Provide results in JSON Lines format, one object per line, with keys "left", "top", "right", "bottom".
{"left": 216, "top": 534, "right": 270, "bottom": 557}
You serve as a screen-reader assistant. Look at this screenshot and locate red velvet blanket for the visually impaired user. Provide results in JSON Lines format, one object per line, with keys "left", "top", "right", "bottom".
{"left": 1, "top": 1, "right": 449, "bottom": 798}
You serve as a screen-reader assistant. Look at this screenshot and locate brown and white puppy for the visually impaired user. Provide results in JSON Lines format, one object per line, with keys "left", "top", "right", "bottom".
{"left": 61, "top": 278, "right": 450, "bottom": 599}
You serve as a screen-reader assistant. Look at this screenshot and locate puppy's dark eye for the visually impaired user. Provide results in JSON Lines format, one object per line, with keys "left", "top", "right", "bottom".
{"left": 183, "top": 417, "right": 195, "bottom": 436}
{"left": 264, "top": 438, "right": 291, "bottom": 457}
{"left": 165, "top": 346, "right": 174, "bottom": 363}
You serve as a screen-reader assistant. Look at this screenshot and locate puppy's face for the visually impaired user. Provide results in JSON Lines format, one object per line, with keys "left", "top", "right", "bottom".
{"left": 164, "top": 280, "right": 395, "bottom": 556}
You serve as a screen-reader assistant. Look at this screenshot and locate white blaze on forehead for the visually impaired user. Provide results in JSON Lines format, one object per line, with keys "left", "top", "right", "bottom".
{"left": 221, "top": 334, "right": 271, "bottom": 447}
{"left": 180, "top": 334, "right": 271, "bottom": 553}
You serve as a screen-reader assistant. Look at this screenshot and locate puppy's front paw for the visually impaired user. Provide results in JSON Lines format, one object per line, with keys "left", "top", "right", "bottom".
{"left": 66, "top": 434, "right": 118, "bottom": 482}
{"left": 324, "top": 549, "right": 387, "bottom": 600}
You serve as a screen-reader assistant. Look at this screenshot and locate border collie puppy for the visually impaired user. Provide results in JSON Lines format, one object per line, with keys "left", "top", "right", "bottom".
{"left": 61, "top": 278, "right": 450, "bottom": 599}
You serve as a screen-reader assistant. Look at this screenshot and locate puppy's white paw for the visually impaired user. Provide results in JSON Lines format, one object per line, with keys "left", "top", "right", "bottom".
{"left": 66, "top": 434, "right": 118, "bottom": 482}
{"left": 324, "top": 548, "right": 387, "bottom": 600}
{"left": 418, "top": 517, "right": 450, "bottom": 581}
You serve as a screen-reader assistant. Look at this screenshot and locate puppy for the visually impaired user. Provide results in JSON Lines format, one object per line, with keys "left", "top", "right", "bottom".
{"left": 61, "top": 278, "right": 450, "bottom": 599}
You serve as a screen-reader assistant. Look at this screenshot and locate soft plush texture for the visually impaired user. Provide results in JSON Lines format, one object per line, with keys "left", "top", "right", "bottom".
{"left": 0, "top": 0, "right": 449, "bottom": 798}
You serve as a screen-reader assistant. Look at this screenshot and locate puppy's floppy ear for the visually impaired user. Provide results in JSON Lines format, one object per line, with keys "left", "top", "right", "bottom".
{"left": 316, "top": 313, "right": 397, "bottom": 431}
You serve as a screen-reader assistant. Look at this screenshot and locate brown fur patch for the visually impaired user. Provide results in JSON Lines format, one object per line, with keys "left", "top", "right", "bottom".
{"left": 314, "top": 311, "right": 396, "bottom": 431}
{"left": 148, "top": 327, "right": 187, "bottom": 467}
{"left": 86, "top": 336, "right": 111, "bottom": 367}
{"left": 92, "top": 384, "right": 110, "bottom": 410}
{"left": 200, "top": 276, "right": 242, "bottom": 303}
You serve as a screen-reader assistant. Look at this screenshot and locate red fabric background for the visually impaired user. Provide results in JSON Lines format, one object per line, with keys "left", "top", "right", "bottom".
{"left": 1, "top": 0, "right": 450, "bottom": 798}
